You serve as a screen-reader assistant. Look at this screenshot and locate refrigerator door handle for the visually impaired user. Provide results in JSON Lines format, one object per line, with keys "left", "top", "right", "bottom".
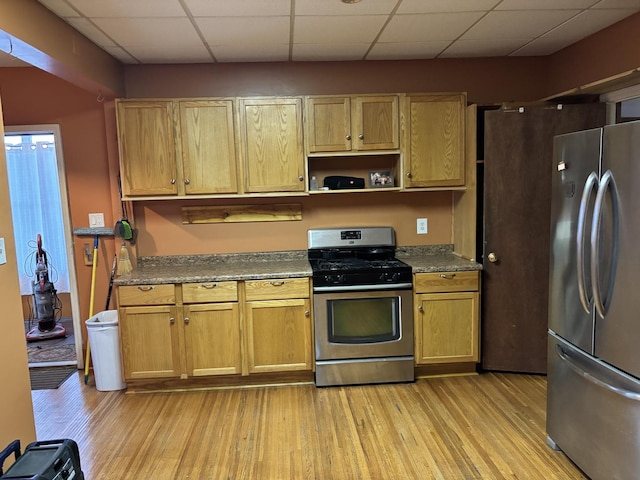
{"left": 590, "top": 169, "right": 619, "bottom": 319}
{"left": 577, "top": 172, "right": 598, "bottom": 314}
{"left": 555, "top": 343, "right": 640, "bottom": 401}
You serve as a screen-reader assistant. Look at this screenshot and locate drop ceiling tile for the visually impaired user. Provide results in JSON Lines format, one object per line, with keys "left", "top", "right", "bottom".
{"left": 65, "top": 18, "right": 117, "bottom": 47}
{"left": 212, "top": 44, "right": 289, "bottom": 62}
{"left": 367, "top": 41, "right": 452, "bottom": 59}
{"left": 65, "top": 0, "right": 185, "bottom": 17}
{"left": 510, "top": 36, "right": 569, "bottom": 55}
{"left": 496, "top": 0, "right": 596, "bottom": 9}
{"left": 93, "top": 18, "right": 203, "bottom": 48}
{"left": 197, "top": 17, "right": 290, "bottom": 45}
{"left": 36, "top": 0, "right": 80, "bottom": 17}
{"left": 184, "top": 0, "right": 290, "bottom": 16}
{"left": 295, "top": 15, "right": 387, "bottom": 44}
{"left": 292, "top": 43, "right": 370, "bottom": 61}
{"left": 379, "top": 12, "right": 485, "bottom": 42}
{"left": 587, "top": 0, "right": 640, "bottom": 8}
{"left": 397, "top": 0, "right": 500, "bottom": 14}
{"left": 440, "top": 38, "right": 530, "bottom": 57}
{"left": 460, "top": 10, "right": 580, "bottom": 39}
{"left": 296, "top": 0, "right": 398, "bottom": 16}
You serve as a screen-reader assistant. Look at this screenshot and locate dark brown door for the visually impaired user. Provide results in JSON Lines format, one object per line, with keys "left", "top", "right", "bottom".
{"left": 482, "top": 103, "right": 606, "bottom": 373}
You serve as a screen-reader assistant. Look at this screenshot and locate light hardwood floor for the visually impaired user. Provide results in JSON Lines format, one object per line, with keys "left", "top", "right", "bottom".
{"left": 31, "top": 372, "right": 586, "bottom": 479}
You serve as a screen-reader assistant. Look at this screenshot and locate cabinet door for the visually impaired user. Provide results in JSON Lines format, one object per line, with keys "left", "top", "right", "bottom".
{"left": 415, "top": 292, "right": 479, "bottom": 364}
{"left": 183, "top": 303, "right": 241, "bottom": 376}
{"left": 240, "top": 98, "right": 305, "bottom": 193}
{"left": 178, "top": 100, "right": 238, "bottom": 195}
{"left": 354, "top": 96, "right": 399, "bottom": 151}
{"left": 245, "top": 299, "right": 312, "bottom": 373}
{"left": 403, "top": 94, "right": 465, "bottom": 187}
{"left": 119, "top": 305, "right": 181, "bottom": 379}
{"left": 116, "top": 101, "right": 178, "bottom": 196}
{"left": 305, "top": 97, "right": 351, "bottom": 152}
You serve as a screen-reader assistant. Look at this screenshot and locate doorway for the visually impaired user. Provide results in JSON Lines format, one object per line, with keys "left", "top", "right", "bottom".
{"left": 4, "top": 125, "right": 83, "bottom": 368}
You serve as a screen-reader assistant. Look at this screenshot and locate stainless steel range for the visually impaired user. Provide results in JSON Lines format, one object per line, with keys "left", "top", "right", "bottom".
{"left": 308, "top": 227, "right": 414, "bottom": 387}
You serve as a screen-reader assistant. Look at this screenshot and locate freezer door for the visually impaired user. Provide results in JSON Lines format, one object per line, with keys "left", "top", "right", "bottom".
{"left": 595, "top": 121, "right": 640, "bottom": 377}
{"left": 547, "top": 332, "right": 640, "bottom": 480}
{"left": 548, "top": 128, "right": 601, "bottom": 353}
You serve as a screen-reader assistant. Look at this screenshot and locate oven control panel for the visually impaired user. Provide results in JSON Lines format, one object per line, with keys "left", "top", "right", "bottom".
{"left": 340, "top": 230, "right": 362, "bottom": 240}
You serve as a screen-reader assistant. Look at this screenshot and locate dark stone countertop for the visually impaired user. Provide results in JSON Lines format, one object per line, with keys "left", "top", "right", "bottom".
{"left": 113, "top": 245, "right": 481, "bottom": 286}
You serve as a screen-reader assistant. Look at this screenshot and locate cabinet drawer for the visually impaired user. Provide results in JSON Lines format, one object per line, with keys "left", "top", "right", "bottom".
{"left": 245, "top": 278, "right": 309, "bottom": 301}
{"left": 182, "top": 281, "right": 238, "bottom": 303}
{"left": 414, "top": 271, "right": 479, "bottom": 293}
{"left": 118, "top": 284, "right": 176, "bottom": 306}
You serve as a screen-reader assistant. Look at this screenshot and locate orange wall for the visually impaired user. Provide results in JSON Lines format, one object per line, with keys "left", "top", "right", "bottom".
{"left": 0, "top": 95, "right": 37, "bottom": 453}
{"left": 137, "top": 192, "right": 451, "bottom": 256}
{"left": 0, "top": 67, "right": 117, "bottom": 325}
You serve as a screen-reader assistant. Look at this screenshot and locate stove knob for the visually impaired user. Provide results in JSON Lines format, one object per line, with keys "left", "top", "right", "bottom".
{"left": 391, "top": 272, "right": 399, "bottom": 282}
{"left": 379, "top": 272, "right": 389, "bottom": 282}
{"left": 337, "top": 274, "right": 346, "bottom": 283}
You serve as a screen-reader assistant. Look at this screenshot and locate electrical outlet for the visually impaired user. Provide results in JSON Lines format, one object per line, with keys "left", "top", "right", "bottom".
{"left": 89, "top": 213, "right": 105, "bottom": 228}
{"left": 0, "top": 237, "right": 6, "bottom": 265}
{"left": 417, "top": 218, "right": 428, "bottom": 234}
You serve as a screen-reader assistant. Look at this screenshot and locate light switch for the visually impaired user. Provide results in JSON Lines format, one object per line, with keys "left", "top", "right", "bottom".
{"left": 89, "top": 213, "right": 105, "bottom": 228}
{"left": 0, "top": 237, "right": 6, "bottom": 265}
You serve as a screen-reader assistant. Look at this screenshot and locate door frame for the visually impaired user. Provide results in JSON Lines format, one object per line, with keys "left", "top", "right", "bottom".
{"left": 5, "top": 124, "right": 83, "bottom": 368}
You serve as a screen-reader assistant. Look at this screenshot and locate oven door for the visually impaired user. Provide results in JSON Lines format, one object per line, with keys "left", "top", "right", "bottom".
{"left": 313, "top": 287, "right": 413, "bottom": 361}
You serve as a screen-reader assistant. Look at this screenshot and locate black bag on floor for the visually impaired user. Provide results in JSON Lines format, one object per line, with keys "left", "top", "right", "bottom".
{"left": 0, "top": 438, "right": 84, "bottom": 479}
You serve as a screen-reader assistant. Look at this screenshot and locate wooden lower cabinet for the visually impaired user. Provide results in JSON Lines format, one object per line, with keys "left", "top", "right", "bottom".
{"left": 414, "top": 271, "right": 480, "bottom": 365}
{"left": 245, "top": 298, "right": 312, "bottom": 373}
{"left": 118, "top": 278, "right": 312, "bottom": 384}
{"left": 119, "top": 304, "right": 182, "bottom": 380}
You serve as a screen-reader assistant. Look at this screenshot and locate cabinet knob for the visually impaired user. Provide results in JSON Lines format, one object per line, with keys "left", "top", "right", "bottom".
{"left": 270, "top": 281, "right": 285, "bottom": 287}
{"left": 170, "top": 317, "right": 176, "bottom": 324}
{"left": 202, "top": 283, "right": 217, "bottom": 289}
{"left": 305, "top": 310, "right": 310, "bottom": 317}
{"left": 298, "top": 176, "right": 304, "bottom": 182}
{"left": 170, "top": 178, "right": 176, "bottom": 185}
{"left": 358, "top": 133, "right": 364, "bottom": 140}
{"left": 184, "top": 317, "right": 190, "bottom": 325}
{"left": 137, "top": 286, "right": 155, "bottom": 291}
{"left": 184, "top": 178, "right": 190, "bottom": 185}
{"left": 418, "top": 305, "right": 424, "bottom": 313}
{"left": 406, "top": 172, "right": 412, "bottom": 178}
{"left": 345, "top": 134, "right": 351, "bottom": 141}
{"left": 488, "top": 252, "right": 499, "bottom": 263}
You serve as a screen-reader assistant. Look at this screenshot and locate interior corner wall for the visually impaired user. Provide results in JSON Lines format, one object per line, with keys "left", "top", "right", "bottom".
{"left": 0, "top": 67, "right": 116, "bottom": 328}
{"left": 547, "top": 12, "right": 640, "bottom": 97}
{"left": 0, "top": 93, "right": 37, "bottom": 454}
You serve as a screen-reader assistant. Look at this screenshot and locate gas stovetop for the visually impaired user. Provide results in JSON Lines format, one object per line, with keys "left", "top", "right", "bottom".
{"left": 308, "top": 227, "right": 412, "bottom": 289}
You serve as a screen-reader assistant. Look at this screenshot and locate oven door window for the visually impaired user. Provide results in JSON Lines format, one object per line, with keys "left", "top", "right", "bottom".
{"left": 328, "top": 297, "right": 400, "bottom": 344}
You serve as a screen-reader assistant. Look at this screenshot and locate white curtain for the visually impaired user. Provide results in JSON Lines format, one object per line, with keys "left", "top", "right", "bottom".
{"left": 4, "top": 133, "right": 70, "bottom": 294}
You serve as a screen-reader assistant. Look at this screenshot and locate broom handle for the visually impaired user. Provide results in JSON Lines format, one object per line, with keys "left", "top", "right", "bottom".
{"left": 84, "top": 235, "right": 99, "bottom": 384}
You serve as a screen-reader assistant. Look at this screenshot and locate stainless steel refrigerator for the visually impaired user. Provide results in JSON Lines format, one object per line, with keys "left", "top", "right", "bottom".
{"left": 547, "top": 120, "right": 640, "bottom": 480}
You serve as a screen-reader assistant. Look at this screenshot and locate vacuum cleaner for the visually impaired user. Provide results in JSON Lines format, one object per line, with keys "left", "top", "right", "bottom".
{"left": 25, "top": 234, "right": 65, "bottom": 342}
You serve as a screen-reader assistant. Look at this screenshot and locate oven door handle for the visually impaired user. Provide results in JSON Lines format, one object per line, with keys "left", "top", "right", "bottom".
{"left": 313, "top": 283, "right": 413, "bottom": 293}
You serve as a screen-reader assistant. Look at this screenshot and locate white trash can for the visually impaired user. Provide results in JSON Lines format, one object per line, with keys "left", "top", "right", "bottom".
{"left": 85, "top": 310, "right": 126, "bottom": 391}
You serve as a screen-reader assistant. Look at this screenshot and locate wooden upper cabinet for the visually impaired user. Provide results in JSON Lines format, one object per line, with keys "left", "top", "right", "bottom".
{"left": 305, "top": 95, "right": 399, "bottom": 153}
{"left": 178, "top": 100, "right": 238, "bottom": 195}
{"left": 402, "top": 94, "right": 466, "bottom": 188}
{"left": 239, "top": 97, "right": 305, "bottom": 193}
{"left": 116, "top": 100, "right": 178, "bottom": 196}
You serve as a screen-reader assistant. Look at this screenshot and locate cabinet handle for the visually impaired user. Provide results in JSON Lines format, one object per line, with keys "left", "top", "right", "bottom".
{"left": 184, "top": 178, "right": 190, "bottom": 185}
{"left": 202, "top": 283, "right": 217, "bottom": 289}
{"left": 345, "top": 134, "right": 351, "bottom": 141}
{"left": 358, "top": 133, "right": 364, "bottom": 140}
{"left": 170, "top": 178, "right": 176, "bottom": 184}
{"left": 439, "top": 273, "right": 456, "bottom": 279}
{"left": 137, "top": 286, "right": 155, "bottom": 291}
{"left": 170, "top": 317, "right": 176, "bottom": 324}
{"left": 298, "top": 176, "right": 304, "bottom": 182}
{"left": 406, "top": 172, "right": 412, "bottom": 178}
{"left": 184, "top": 317, "right": 190, "bottom": 325}
{"left": 418, "top": 305, "right": 424, "bottom": 313}
{"left": 269, "top": 281, "right": 285, "bottom": 287}
{"left": 305, "top": 310, "right": 310, "bottom": 317}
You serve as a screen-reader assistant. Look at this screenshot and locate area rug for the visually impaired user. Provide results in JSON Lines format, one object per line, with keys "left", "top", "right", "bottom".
{"left": 29, "top": 366, "right": 78, "bottom": 390}
{"left": 27, "top": 336, "right": 77, "bottom": 364}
